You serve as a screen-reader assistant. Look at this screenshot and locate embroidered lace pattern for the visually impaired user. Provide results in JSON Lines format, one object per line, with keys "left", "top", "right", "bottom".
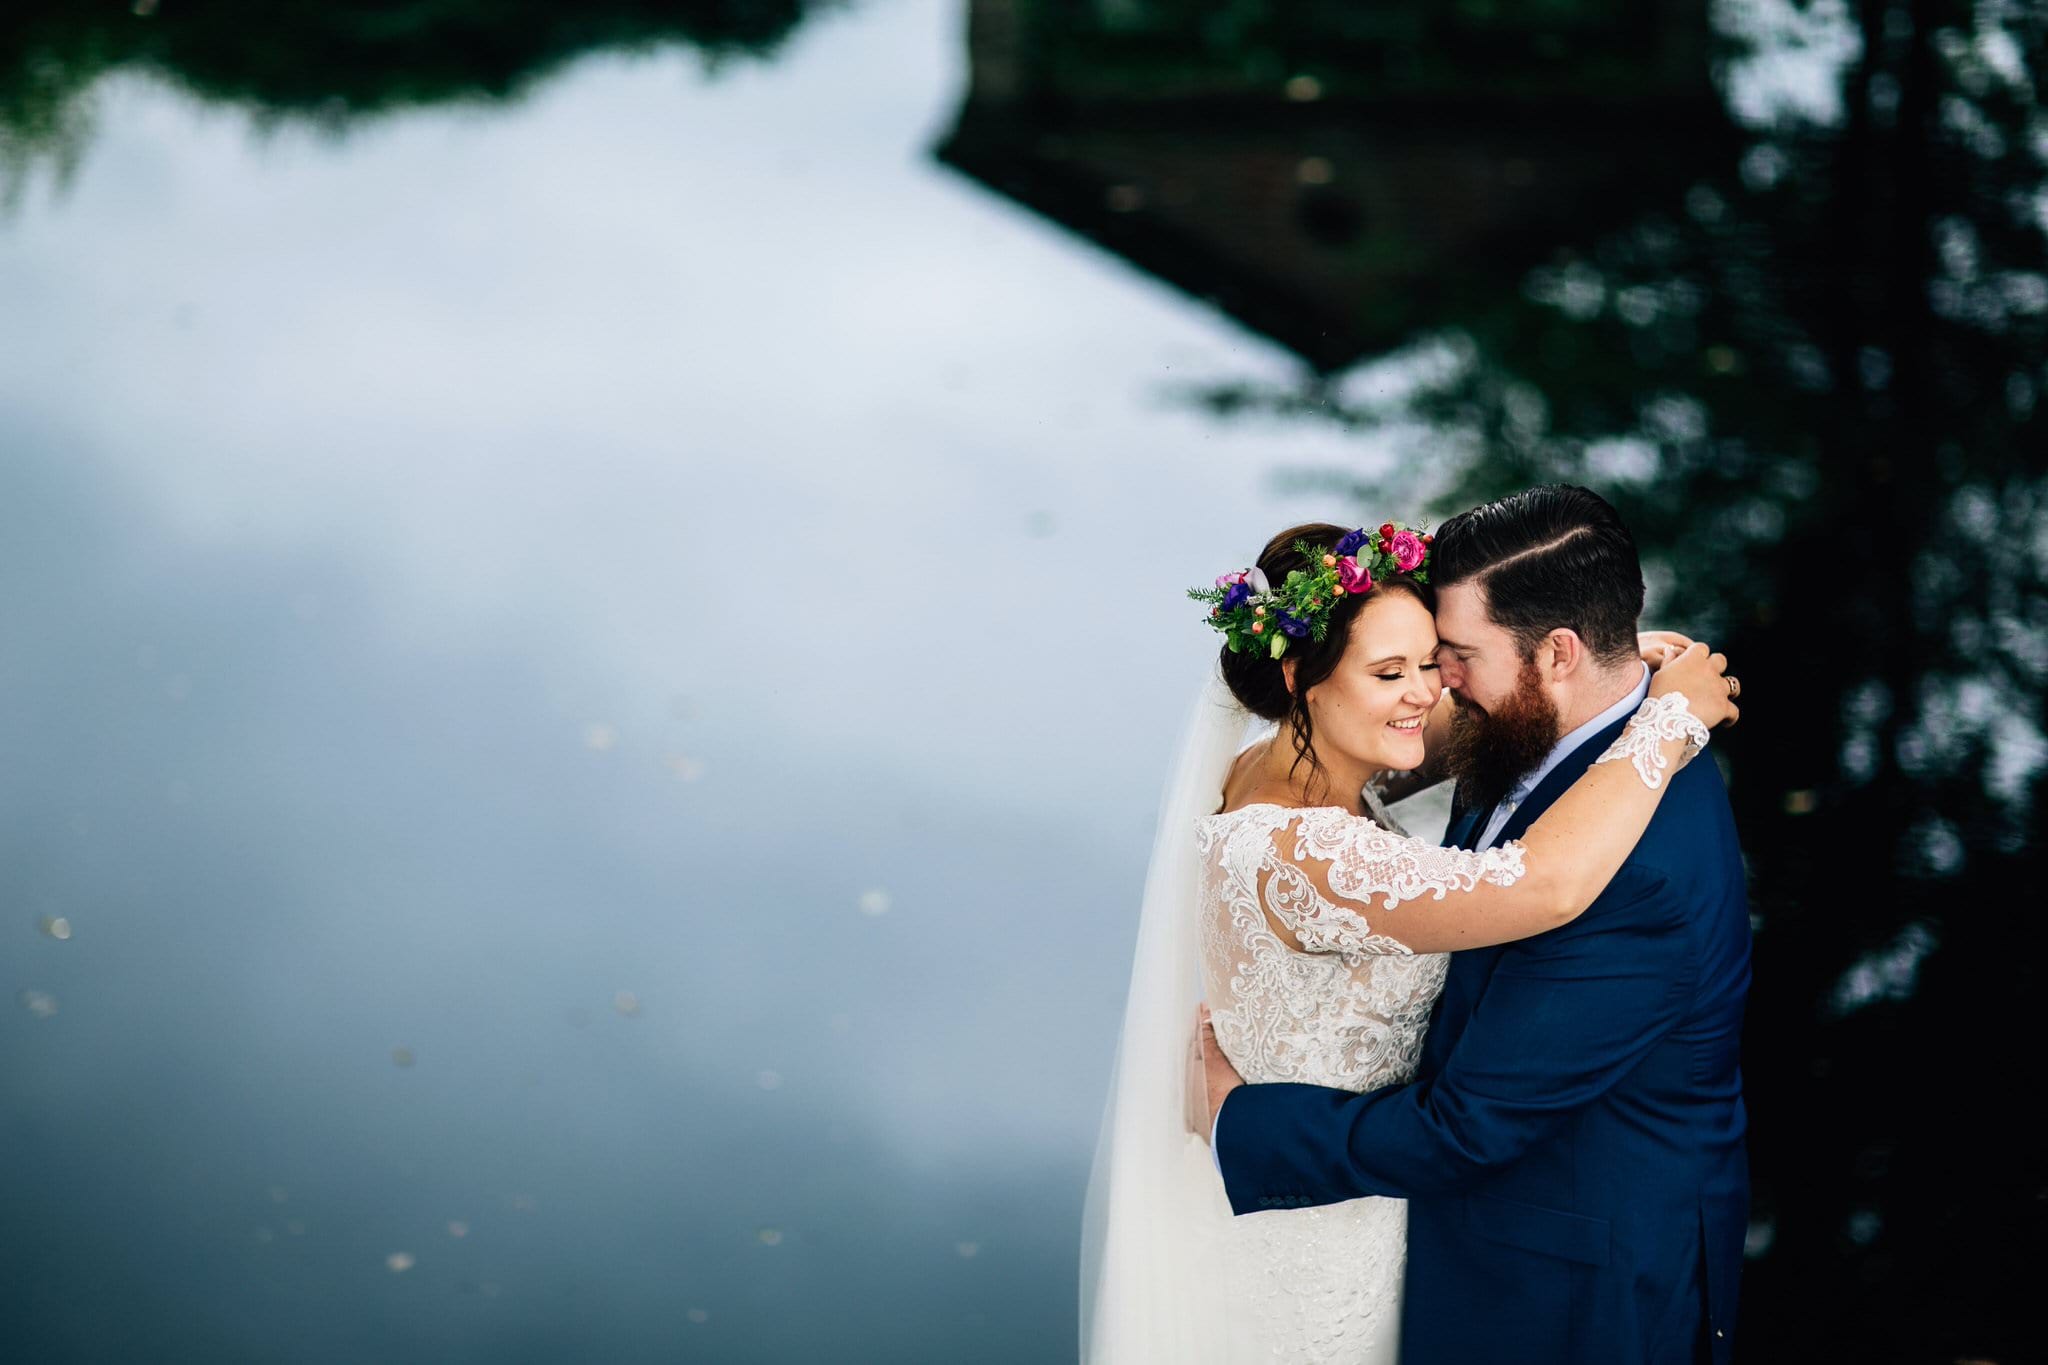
{"left": 1193, "top": 803, "right": 1527, "bottom": 1363}
{"left": 1593, "top": 693, "right": 1711, "bottom": 790}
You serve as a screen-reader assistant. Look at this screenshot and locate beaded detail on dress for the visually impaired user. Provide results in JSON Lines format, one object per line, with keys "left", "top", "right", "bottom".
{"left": 1194, "top": 802, "right": 1526, "bottom": 1363}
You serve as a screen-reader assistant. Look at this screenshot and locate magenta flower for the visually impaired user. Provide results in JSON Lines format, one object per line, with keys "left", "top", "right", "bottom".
{"left": 1388, "top": 530, "right": 1427, "bottom": 572}
{"left": 1336, "top": 556, "right": 1374, "bottom": 594}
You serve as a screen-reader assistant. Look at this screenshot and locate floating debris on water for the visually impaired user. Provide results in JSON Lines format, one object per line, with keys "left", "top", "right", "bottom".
{"left": 385, "top": 1252, "right": 415, "bottom": 1273}
{"left": 37, "top": 916, "right": 71, "bottom": 940}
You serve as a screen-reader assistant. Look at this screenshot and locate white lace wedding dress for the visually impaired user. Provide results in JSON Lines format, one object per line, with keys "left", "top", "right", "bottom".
{"left": 1193, "top": 796, "right": 1526, "bottom": 1364}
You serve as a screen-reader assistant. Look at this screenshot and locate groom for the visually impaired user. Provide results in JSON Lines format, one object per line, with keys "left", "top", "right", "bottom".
{"left": 1200, "top": 485, "right": 1751, "bottom": 1365}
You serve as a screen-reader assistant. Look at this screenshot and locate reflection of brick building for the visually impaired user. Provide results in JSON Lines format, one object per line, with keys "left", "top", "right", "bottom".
{"left": 936, "top": 0, "right": 1717, "bottom": 372}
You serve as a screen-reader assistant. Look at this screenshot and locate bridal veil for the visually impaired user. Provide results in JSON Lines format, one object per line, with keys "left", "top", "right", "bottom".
{"left": 1078, "top": 665, "right": 1256, "bottom": 1362}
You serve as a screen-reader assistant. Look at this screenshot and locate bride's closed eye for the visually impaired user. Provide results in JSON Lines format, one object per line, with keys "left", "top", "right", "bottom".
{"left": 1376, "top": 663, "right": 1439, "bottom": 681}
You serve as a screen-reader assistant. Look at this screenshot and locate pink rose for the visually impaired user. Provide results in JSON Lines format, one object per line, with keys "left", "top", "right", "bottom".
{"left": 1388, "top": 530, "right": 1427, "bottom": 572}
{"left": 1336, "top": 556, "right": 1374, "bottom": 594}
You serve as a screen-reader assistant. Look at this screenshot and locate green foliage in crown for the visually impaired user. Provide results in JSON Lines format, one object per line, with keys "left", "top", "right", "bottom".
{"left": 1187, "top": 522, "right": 1433, "bottom": 661}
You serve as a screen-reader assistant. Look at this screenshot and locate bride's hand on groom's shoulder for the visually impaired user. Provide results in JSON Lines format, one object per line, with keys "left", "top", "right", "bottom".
{"left": 1648, "top": 641, "right": 1741, "bottom": 730}
{"left": 1638, "top": 629, "right": 1696, "bottom": 667}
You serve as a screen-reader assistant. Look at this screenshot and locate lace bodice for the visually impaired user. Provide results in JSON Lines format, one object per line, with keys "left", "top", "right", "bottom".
{"left": 1195, "top": 802, "right": 1524, "bottom": 1092}
{"left": 1193, "top": 801, "right": 1528, "bottom": 1364}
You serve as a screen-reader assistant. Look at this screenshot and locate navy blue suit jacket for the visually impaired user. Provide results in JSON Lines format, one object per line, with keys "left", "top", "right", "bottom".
{"left": 1215, "top": 713, "right": 1752, "bottom": 1365}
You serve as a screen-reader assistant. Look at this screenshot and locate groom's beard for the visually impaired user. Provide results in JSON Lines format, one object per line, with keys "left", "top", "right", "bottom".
{"left": 1444, "top": 659, "right": 1562, "bottom": 816}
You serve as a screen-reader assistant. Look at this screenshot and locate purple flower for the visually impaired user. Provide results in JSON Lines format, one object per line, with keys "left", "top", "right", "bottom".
{"left": 1221, "top": 580, "right": 1252, "bottom": 610}
{"left": 1331, "top": 528, "right": 1369, "bottom": 557}
{"left": 1275, "top": 609, "right": 1310, "bottom": 638}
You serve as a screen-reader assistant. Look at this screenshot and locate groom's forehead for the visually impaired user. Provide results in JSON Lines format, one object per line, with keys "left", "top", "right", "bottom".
{"left": 1433, "top": 583, "right": 1512, "bottom": 652}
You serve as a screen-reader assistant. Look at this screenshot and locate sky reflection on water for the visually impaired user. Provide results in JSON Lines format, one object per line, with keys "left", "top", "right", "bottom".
{"left": 0, "top": 3, "right": 1421, "bottom": 1359}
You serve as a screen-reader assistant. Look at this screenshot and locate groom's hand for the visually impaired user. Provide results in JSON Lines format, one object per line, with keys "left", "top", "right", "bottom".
{"left": 1194, "top": 1004, "right": 1245, "bottom": 1144}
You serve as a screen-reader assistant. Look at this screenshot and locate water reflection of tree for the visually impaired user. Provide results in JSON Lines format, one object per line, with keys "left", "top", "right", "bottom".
{"left": 1, "top": 0, "right": 828, "bottom": 201}
{"left": 940, "top": 1, "right": 2042, "bottom": 1351}
{"left": 1195, "top": 5, "right": 2047, "bottom": 1358}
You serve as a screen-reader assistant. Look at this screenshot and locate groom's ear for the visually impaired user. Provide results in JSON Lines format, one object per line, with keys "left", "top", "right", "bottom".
{"left": 1541, "top": 628, "right": 1588, "bottom": 680}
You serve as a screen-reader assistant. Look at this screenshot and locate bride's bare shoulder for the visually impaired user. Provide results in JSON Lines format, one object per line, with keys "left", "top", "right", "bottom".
{"left": 1217, "top": 738, "right": 1285, "bottom": 816}
{"left": 1216, "top": 740, "right": 1349, "bottom": 820}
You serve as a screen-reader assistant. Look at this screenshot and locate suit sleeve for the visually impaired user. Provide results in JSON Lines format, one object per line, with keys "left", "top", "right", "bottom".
{"left": 1213, "top": 864, "right": 1691, "bottom": 1213}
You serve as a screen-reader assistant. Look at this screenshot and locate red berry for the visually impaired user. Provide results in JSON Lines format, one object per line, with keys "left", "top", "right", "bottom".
{"left": 1379, "top": 523, "right": 1395, "bottom": 537}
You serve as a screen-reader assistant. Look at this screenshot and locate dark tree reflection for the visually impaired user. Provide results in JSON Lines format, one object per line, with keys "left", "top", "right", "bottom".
{"left": 1, "top": 0, "right": 831, "bottom": 200}
{"left": 947, "top": 1, "right": 2044, "bottom": 1358}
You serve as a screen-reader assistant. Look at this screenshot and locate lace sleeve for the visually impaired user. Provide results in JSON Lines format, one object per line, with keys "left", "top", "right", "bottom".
{"left": 1259, "top": 806, "right": 1528, "bottom": 959}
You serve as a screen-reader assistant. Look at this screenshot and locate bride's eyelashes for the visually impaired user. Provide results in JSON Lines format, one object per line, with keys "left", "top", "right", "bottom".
{"left": 1375, "top": 663, "right": 1440, "bottom": 682}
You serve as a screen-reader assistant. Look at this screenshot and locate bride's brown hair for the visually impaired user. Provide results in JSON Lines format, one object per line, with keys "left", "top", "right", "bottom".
{"left": 1218, "top": 521, "right": 1434, "bottom": 803}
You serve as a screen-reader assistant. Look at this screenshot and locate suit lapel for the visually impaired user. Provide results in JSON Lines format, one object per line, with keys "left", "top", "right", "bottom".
{"left": 1427, "top": 710, "right": 1638, "bottom": 1068}
{"left": 1492, "top": 711, "right": 1636, "bottom": 846}
{"left": 1443, "top": 797, "right": 1489, "bottom": 852}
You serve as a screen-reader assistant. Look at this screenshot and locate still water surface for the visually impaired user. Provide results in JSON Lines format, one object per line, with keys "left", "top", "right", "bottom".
{"left": 3, "top": 0, "right": 2043, "bottom": 1361}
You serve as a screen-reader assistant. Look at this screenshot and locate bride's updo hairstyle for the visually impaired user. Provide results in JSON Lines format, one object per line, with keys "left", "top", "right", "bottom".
{"left": 1219, "top": 521, "right": 1435, "bottom": 799}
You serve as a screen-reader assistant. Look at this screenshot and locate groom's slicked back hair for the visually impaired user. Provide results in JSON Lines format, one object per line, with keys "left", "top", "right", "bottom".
{"left": 1432, "top": 485, "right": 1644, "bottom": 665}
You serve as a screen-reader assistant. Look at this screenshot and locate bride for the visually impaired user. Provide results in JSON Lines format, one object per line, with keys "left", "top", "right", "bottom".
{"left": 1078, "top": 519, "right": 1736, "bottom": 1363}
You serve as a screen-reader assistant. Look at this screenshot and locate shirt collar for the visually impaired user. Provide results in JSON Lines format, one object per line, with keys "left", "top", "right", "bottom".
{"left": 1503, "top": 663, "right": 1652, "bottom": 806}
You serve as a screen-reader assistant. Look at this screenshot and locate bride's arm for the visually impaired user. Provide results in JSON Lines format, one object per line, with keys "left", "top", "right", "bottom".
{"left": 1261, "top": 644, "right": 1734, "bottom": 957}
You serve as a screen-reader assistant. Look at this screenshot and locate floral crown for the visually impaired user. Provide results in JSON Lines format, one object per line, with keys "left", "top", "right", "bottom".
{"left": 1189, "top": 522, "right": 1433, "bottom": 660}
